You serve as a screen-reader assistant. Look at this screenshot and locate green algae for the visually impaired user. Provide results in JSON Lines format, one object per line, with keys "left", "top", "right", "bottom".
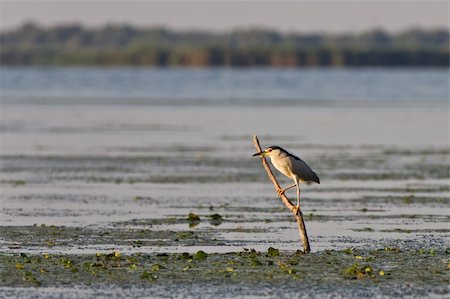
{"left": 187, "top": 213, "right": 200, "bottom": 221}
{"left": 267, "top": 247, "right": 280, "bottom": 257}
{"left": 1, "top": 249, "right": 448, "bottom": 290}
{"left": 193, "top": 250, "right": 208, "bottom": 260}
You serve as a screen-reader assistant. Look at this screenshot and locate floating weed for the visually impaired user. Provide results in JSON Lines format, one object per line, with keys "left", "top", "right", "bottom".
{"left": 45, "top": 240, "right": 56, "bottom": 247}
{"left": 151, "top": 264, "right": 165, "bottom": 272}
{"left": 293, "top": 250, "right": 306, "bottom": 257}
{"left": 250, "top": 258, "right": 263, "bottom": 266}
{"left": 288, "top": 258, "right": 299, "bottom": 266}
{"left": 342, "top": 248, "right": 354, "bottom": 255}
{"left": 182, "top": 265, "right": 194, "bottom": 271}
{"left": 277, "top": 261, "right": 298, "bottom": 277}
{"left": 353, "top": 227, "right": 374, "bottom": 232}
{"left": 156, "top": 253, "right": 169, "bottom": 261}
{"left": 287, "top": 268, "right": 297, "bottom": 275}
{"left": 20, "top": 253, "right": 31, "bottom": 263}
{"left": 418, "top": 248, "right": 436, "bottom": 255}
{"left": 32, "top": 257, "right": 42, "bottom": 264}
{"left": 343, "top": 263, "right": 374, "bottom": 279}
{"left": 210, "top": 214, "right": 222, "bottom": 220}
{"left": 382, "top": 228, "right": 412, "bottom": 233}
{"left": 193, "top": 250, "right": 208, "bottom": 261}
{"left": 188, "top": 213, "right": 200, "bottom": 221}
{"left": 187, "top": 212, "right": 200, "bottom": 227}
{"left": 83, "top": 262, "right": 94, "bottom": 269}
{"left": 384, "top": 247, "right": 401, "bottom": 252}
{"left": 132, "top": 240, "right": 143, "bottom": 247}
{"left": 60, "top": 258, "right": 75, "bottom": 268}
{"left": 23, "top": 271, "right": 41, "bottom": 286}
{"left": 177, "top": 252, "right": 192, "bottom": 260}
{"left": 141, "top": 270, "right": 157, "bottom": 280}
{"left": 209, "top": 214, "right": 223, "bottom": 226}
{"left": 11, "top": 180, "right": 26, "bottom": 187}
{"left": 104, "top": 251, "right": 121, "bottom": 261}
{"left": 189, "top": 222, "right": 199, "bottom": 228}
{"left": 403, "top": 195, "right": 414, "bottom": 204}
{"left": 267, "top": 247, "right": 280, "bottom": 257}
{"left": 177, "top": 231, "right": 196, "bottom": 240}
{"left": 227, "top": 259, "right": 239, "bottom": 266}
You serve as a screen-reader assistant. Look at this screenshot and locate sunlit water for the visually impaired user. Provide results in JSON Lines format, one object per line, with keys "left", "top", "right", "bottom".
{"left": 0, "top": 67, "right": 448, "bottom": 256}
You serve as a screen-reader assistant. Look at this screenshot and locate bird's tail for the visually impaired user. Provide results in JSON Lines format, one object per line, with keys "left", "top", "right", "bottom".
{"left": 313, "top": 172, "right": 320, "bottom": 184}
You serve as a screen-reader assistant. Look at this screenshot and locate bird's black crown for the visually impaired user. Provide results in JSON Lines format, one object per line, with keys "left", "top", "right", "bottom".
{"left": 267, "top": 146, "right": 284, "bottom": 151}
{"left": 267, "top": 146, "right": 300, "bottom": 160}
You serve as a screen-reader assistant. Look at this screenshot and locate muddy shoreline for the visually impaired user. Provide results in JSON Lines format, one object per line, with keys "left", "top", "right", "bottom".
{"left": 1, "top": 104, "right": 449, "bottom": 298}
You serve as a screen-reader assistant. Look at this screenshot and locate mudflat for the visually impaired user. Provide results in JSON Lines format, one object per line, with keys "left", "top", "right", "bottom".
{"left": 1, "top": 103, "right": 449, "bottom": 298}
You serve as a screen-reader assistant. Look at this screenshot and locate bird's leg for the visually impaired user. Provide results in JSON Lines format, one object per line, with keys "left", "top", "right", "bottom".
{"left": 292, "top": 183, "right": 301, "bottom": 215}
{"left": 277, "top": 184, "right": 296, "bottom": 196}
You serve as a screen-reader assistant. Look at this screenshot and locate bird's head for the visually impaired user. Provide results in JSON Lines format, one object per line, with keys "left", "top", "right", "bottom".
{"left": 252, "top": 146, "right": 284, "bottom": 158}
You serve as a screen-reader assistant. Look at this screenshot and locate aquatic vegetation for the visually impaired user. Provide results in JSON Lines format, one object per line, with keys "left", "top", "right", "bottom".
{"left": 1, "top": 248, "right": 448, "bottom": 292}
{"left": 403, "top": 195, "right": 414, "bottom": 204}
{"left": 342, "top": 263, "right": 374, "bottom": 279}
{"left": 209, "top": 213, "right": 223, "bottom": 226}
{"left": 188, "top": 213, "right": 200, "bottom": 222}
{"left": 353, "top": 227, "right": 374, "bottom": 232}
{"left": 193, "top": 250, "right": 208, "bottom": 260}
{"left": 267, "top": 247, "right": 280, "bottom": 257}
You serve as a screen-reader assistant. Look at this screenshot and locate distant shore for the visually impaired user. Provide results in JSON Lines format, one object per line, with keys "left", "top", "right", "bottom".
{"left": 1, "top": 23, "right": 448, "bottom": 67}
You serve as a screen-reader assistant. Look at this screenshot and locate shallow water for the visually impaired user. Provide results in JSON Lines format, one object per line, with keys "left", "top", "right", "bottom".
{"left": 1, "top": 103, "right": 448, "bottom": 252}
{"left": 0, "top": 68, "right": 449, "bottom": 297}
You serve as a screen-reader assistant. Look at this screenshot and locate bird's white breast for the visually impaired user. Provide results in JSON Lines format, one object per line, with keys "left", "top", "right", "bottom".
{"left": 270, "top": 156, "right": 295, "bottom": 180}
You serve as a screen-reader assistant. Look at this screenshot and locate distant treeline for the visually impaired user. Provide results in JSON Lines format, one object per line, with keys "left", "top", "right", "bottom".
{"left": 1, "top": 23, "right": 449, "bottom": 67}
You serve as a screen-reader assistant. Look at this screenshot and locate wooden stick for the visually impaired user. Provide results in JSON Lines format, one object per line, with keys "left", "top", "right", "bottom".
{"left": 253, "top": 135, "right": 311, "bottom": 253}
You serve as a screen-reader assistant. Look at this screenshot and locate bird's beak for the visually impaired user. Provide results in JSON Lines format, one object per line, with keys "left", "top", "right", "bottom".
{"left": 252, "top": 151, "right": 266, "bottom": 157}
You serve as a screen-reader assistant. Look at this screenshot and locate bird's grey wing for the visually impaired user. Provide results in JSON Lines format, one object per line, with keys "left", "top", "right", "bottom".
{"left": 290, "top": 158, "right": 320, "bottom": 184}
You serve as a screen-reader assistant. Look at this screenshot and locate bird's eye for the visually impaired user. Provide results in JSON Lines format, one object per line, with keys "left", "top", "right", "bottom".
{"left": 267, "top": 149, "right": 272, "bottom": 152}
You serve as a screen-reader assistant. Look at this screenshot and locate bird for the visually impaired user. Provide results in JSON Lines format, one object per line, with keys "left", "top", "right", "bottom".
{"left": 253, "top": 146, "right": 320, "bottom": 215}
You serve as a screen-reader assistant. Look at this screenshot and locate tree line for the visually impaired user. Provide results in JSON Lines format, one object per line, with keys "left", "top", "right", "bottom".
{"left": 1, "top": 23, "right": 448, "bottom": 67}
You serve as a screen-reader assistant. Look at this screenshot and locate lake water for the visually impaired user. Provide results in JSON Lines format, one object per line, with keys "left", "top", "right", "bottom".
{"left": 1, "top": 67, "right": 448, "bottom": 105}
{"left": 1, "top": 67, "right": 449, "bottom": 298}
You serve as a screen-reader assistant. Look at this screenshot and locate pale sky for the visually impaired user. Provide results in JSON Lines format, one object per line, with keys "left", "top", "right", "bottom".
{"left": 0, "top": 1, "right": 448, "bottom": 33}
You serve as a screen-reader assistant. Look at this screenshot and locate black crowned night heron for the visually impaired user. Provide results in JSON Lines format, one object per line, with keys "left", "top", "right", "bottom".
{"left": 253, "top": 146, "right": 320, "bottom": 214}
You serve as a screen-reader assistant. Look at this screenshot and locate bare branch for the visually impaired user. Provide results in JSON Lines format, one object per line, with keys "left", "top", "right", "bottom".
{"left": 253, "top": 135, "right": 311, "bottom": 253}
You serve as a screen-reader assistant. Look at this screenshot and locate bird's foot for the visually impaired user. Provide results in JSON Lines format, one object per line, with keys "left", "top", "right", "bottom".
{"left": 277, "top": 188, "right": 285, "bottom": 196}
{"left": 291, "top": 205, "right": 300, "bottom": 215}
